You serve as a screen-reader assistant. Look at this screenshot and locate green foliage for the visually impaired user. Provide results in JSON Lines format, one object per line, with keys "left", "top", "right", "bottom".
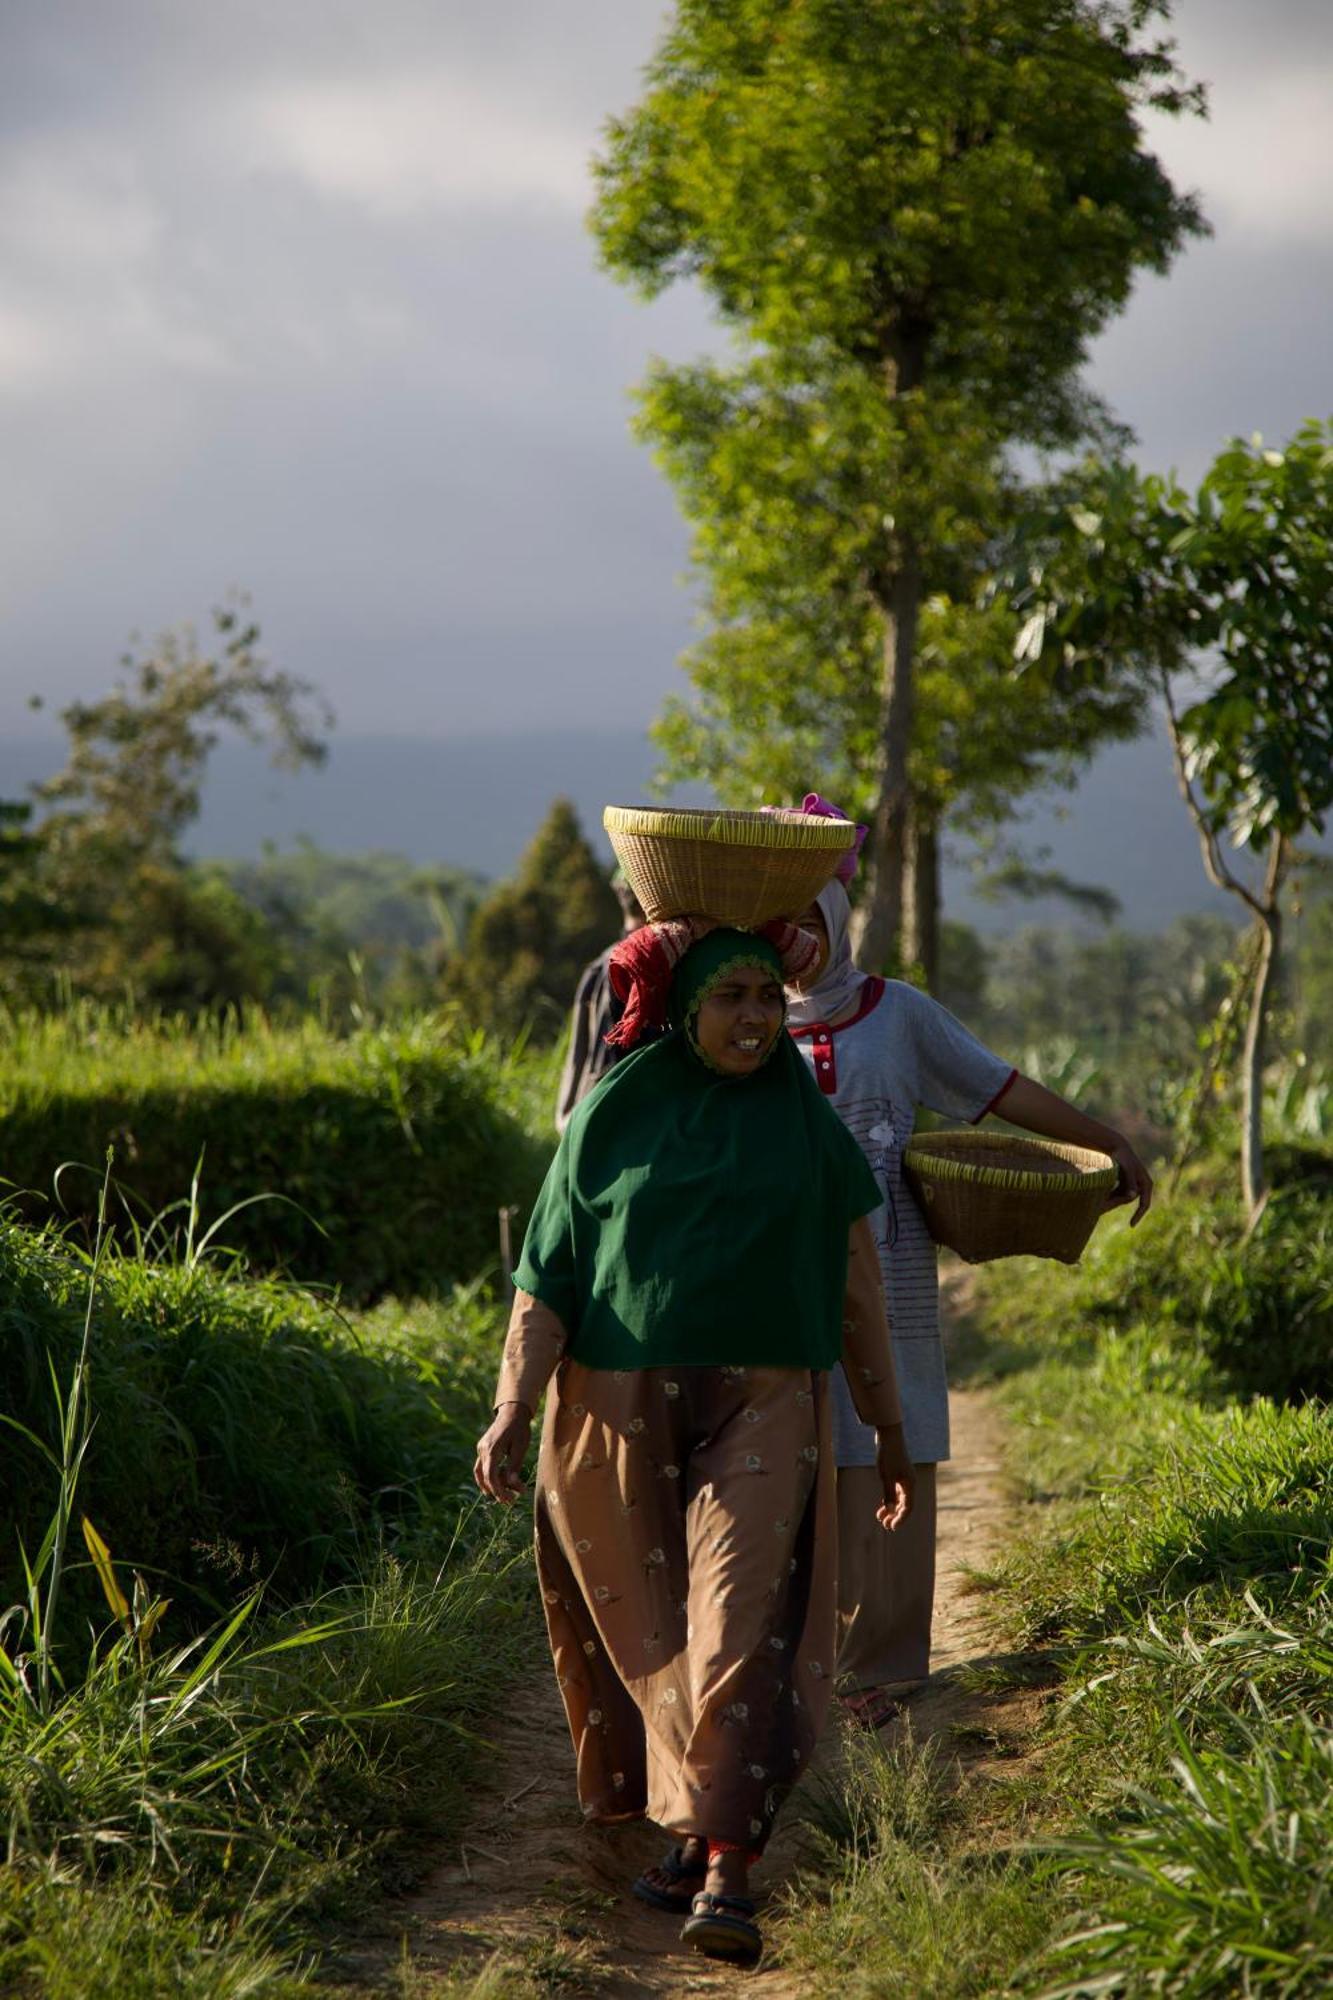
{"left": 975, "top": 914, "right": 1242, "bottom": 1126}
{"left": 593, "top": 0, "right": 1202, "bottom": 383}
{"left": 0, "top": 1007, "right": 554, "bottom": 1300}
{"left": 641, "top": 356, "right": 1145, "bottom": 834}
{"left": 1016, "top": 421, "right": 1333, "bottom": 856}
{"left": 1009, "top": 420, "right": 1333, "bottom": 1207}
{"left": 0, "top": 1521, "right": 533, "bottom": 1996}
{"left": 0, "top": 1124, "right": 538, "bottom": 1995}
{"left": 1292, "top": 868, "right": 1333, "bottom": 1066}
{"left": 798, "top": 1157, "right": 1333, "bottom": 1999}
{"left": 0, "top": 1217, "right": 514, "bottom": 1629}
{"left": 974, "top": 1165, "right": 1333, "bottom": 1411}
{"left": 35, "top": 600, "right": 330, "bottom": 864}
{"left": 445, "top": 798, "right": 620, "bottom": 1044}
{"left": 218, "top": 842, "right": 487, "bottom": 1017}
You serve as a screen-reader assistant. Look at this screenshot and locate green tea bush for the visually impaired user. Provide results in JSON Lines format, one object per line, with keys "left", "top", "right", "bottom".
{"left": 0, "top": 1219, "right": 506, "bottom": 1627}
{"left": 0, "top": 1007, "right": 556, "bottom": 1299}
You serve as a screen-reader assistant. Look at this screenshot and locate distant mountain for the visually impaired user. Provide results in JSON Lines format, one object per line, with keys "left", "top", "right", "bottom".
{"left": 2, "top": 727, "right": 1320, "bottom": 936}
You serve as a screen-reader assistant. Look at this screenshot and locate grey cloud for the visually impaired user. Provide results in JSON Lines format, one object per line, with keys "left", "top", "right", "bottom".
{"left": 1, "top": 0, "right": 1330, "bottom": 760}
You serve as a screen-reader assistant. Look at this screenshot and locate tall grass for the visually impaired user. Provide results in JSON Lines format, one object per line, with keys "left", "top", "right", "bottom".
{"left": 778, "top": 1727, "right": 1051, "bottom": 1999}
{"left": 0, "top": 1179, "right": 538, "bottom": 1997}
{"left": 779, "top": 1165, "right": 1333, "bottom": 1997}
{"left": 1, "top": 1216, "right": 511, "bottom": 1631}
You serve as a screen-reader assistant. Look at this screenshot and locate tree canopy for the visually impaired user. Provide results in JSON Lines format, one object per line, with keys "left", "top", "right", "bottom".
{"left": 0, "top": 603, "right": 331, "bottom": 1009}
{"left": 1007, "top": 418, "right": 1333, "bottom": 1214}
{"left": 445, "top": 799, "right": 621, "bottom": 1043}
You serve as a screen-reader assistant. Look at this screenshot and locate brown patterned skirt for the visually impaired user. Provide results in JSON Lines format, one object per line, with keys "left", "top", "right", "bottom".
{"left": 535, "top": 1359, "right": 836, "bottom": 1851}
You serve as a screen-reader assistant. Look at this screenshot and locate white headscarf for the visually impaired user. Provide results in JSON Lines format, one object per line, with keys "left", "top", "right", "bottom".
{"left": 784, "top": 879, "right": 869, "bottom": 1029}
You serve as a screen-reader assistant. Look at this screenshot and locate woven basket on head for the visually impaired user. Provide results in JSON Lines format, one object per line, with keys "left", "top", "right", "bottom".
{"left": 603, "top": 806, "right": 857, "bottom": 927}
{"left": 903, "top": 1130, "right": 1118, "bottom": 1266}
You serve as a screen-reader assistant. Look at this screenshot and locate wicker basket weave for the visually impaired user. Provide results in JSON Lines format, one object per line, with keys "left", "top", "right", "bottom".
{"left": 903, "top": 1130, "right": 1117, "bottom": 1266}
{"left": 604, "top": 806, "right": 857, "bottom": 927}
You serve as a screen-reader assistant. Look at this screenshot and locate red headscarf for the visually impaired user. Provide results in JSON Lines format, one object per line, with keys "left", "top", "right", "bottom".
{"left": 605, "top": 916, "right": 821, "bottom": 1050}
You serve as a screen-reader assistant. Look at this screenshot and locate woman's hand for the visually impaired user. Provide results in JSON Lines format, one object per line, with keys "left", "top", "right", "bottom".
{"left": 474, "top": 1401, "right": 533, "bottom": 1504}
{"left": 875, "top": 1423, "right": 915, "bottom": 1532}
{"left": 1104, "top": 1136, "right": 1154, "bottom": 1226}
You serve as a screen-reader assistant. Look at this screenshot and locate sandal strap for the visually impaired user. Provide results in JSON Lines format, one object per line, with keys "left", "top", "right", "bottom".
{"left": 658, "top": 1845, "right": 705, "bottom": 1883}
{"left": 691, "top": 1891, "right": 757, "bottom": 1919}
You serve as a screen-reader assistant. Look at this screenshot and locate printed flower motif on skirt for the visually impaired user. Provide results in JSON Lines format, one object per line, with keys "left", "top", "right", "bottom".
{"left": 535, "top": 1359, "right": 836, "bottom": 1859}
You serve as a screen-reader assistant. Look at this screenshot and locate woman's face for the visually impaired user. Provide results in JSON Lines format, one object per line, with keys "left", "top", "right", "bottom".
{"left": 694, "top": 963, "right": 785, "bottom": 1075}
{"left": 789, "top": 902, "right": 830, "bottom": 991}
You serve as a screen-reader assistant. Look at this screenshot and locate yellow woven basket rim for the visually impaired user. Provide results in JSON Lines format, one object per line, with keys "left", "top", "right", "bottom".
{"left": 905, "top": 1133, "right": 1117, "bottom": 1195}
{"left": 603, "top": 805, "right": 856, "bottom": 853}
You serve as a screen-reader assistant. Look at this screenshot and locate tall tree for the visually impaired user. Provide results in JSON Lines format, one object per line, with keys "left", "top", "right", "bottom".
{"left": 644, "top": 371, "right": 1141, "bottom": 982}
{"left": 446, "top": 799, "right": 621, "bottom": 1043}
{"left": 592, "top": 0, "right": 1204, "bottom": 969}
{"left": 6, "top": 600, "right": 331, "bottom": 1006}
{"left": 1007, "top": 419, "right": 1333, "bottom": 1219}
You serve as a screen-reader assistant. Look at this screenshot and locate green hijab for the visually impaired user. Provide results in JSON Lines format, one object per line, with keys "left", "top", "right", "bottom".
{"left": 514, "top": 929, "right": 881, "bottom": 1372}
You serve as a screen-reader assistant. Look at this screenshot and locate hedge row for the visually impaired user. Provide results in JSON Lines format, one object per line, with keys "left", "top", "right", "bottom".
{"left": 0, "top": 1009, "right": 555, "bottom": 1300}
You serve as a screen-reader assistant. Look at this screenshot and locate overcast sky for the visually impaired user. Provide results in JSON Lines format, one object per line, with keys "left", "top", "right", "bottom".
{"left": 2, "top": 0, "right": 1330, "bottom": 748}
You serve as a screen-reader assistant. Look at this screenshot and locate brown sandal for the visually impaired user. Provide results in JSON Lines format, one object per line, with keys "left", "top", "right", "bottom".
{"left": 632, "top": 1844, "right": 708, "bottom": 1912}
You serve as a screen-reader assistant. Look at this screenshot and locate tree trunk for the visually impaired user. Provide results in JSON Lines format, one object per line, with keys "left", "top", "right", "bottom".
{"left": 856, "top": 549, "right": 921, "bottom": 972}
{"left": 853, "top": 324, "right": 928, "bottom": 976}
{"left": 902, "top": 801, "right": 940, "bottom": 991}
{"left": 1240, "top": 832, "right": 1287, "bottom": 1225}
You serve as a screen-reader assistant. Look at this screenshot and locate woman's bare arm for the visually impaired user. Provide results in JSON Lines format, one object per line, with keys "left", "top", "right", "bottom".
{"left": 476, "top": 1290, "right": 567, "bottom": 1503}
{"left": 841, "top": 1217, "right": 913, "bottom": 1528}
{"left": 992, "top": 1074, "right": 1154, "bottom": 1225}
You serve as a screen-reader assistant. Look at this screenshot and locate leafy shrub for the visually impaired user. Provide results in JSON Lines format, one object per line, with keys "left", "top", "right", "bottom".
{"left": 0, "top": 1007, "right": 555, "bottom": 1299}
{"left": 972, "top": 1160, "right": 1333, "bottom": 1405}
{"left": 0, "top": 1219, "right": 507, "bottom": 1629}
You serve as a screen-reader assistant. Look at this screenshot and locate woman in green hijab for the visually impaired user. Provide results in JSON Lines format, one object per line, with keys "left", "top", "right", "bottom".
{"left": 475, "top": 927, "right": 913, "bottom": 1966}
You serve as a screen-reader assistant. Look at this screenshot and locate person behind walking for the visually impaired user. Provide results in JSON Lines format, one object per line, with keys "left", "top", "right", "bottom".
{"left": 784, "top": 799, "right": 1153, "bottom": 1727}
{"left": 475, "top": 920, "right": 914, "bottom": 1965}
{"left": 554, "top": 870, "right": 647, "bottom": 1133}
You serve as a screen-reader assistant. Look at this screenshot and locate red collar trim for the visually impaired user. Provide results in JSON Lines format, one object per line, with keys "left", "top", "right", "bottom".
{"left": 787, "top": 976, "right": 885, "bottom": 1041}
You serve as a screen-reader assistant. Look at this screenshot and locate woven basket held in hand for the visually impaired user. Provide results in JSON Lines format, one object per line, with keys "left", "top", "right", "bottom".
{"left": 903, "top": 1130, "right": 1118, "bottom": 1266}
{"left": 604, "top": 806, "right": 857, "bottom": 927}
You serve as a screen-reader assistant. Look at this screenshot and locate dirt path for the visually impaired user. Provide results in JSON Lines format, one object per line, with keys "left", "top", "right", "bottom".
{"left": 358, "top": 1312, "right": 1017, "bottom": 1996}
